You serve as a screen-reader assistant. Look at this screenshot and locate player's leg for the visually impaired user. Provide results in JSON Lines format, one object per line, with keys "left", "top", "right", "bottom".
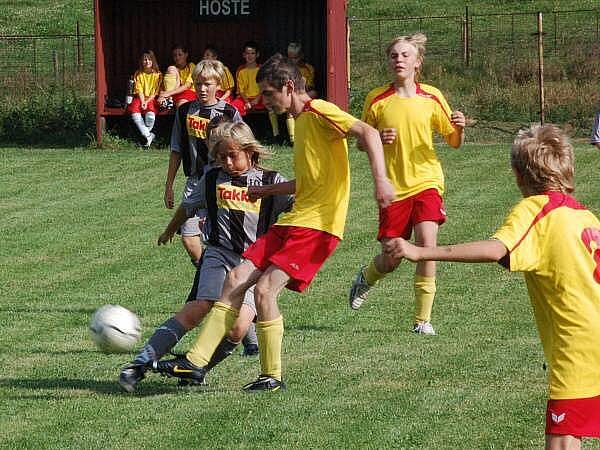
{"left": 179, "top": 212, "right": 204, "bottom": 266}
{"left": 545, "top": 434, "right": 581, "bottom": 450}
{"left": 412, "top": 220, "right": 438, "bottom": 335}
{"left": 242, "top": 265, "right": 290, "bottom": 392}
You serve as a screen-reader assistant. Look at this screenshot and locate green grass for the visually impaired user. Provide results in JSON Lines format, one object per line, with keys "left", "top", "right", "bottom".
{"left": 1, "top": 142, "right": 600, "bottom": 448}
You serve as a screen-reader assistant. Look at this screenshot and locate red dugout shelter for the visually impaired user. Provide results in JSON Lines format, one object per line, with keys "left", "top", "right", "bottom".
{"left": 94, "top": 0, "right": 349, "bottom": 144}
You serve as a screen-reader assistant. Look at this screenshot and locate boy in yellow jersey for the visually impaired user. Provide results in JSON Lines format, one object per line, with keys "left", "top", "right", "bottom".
{"left": 233, "top": 41, "right": 280, "bottom": 143}
{"left": 286, "top": 42, "right": 317, "bottom": 144}
{"left": 203, "top": 46, "right": 235, "bottom": 102}
{"left": 349, "top": 33, "right": 466, "bottom": 336}
{"left": 158, "top": 45, "right": 197, "bottom": 109}
{"left": 387, "top": 124, "right": 600, "bottom": 448}
{"left": 151, "top": 53, "right": 395, "bottom": 391}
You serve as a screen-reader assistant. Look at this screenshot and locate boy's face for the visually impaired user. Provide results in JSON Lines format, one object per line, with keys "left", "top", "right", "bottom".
{"left": 172, "top": 48, "right": 188, "bottom": 67}
{"left": 388, "top": 42, "right": 420, "bottom": 81}
{"left": 243, "top": 47, "right": 258, "bottom": 64}
{"left": 259, "top": 80, "right": 291, "bottom": 114}
{"left": 215, "top": 140, "right": 252, "bottom": 176}
{"left": 194, "top": 76, "right": 220, "bottom": 104}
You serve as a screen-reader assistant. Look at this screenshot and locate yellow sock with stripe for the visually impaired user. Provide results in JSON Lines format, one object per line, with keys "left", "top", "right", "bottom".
{"left": 286, "top": 115, "right": 295, "bottom": 143}
{"left": 256, "top": 316, "right": 284, "bottom": 381}
{"left": 413, "top": 275, "right": 436, "bottom": 323}
{"left": 363, "top": 259, "right": 386, "bottom": 286}
{"left": 187, "top": 302, "right": 238, "bottom": 367}
{"left": 268, "top": 112, "right": 280, "bottom": 137}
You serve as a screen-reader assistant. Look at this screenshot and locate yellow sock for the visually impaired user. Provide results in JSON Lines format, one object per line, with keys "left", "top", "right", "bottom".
{"left": 286, "top": 115, "right": 295, "bottom": 143}
{"left": 187, "top": 302, "right": 238, "bottom": 367}
{"left": 363, "top": 260, "right": 386, "bottom": 286}
{"left": 269, "top": 112, "right": 280, "bottom": 137}
{"left": 414, "top": 275, "right": 436, "bottom": 323}
{"left": 256, "top": 316, "right": 284, "bottom": 380}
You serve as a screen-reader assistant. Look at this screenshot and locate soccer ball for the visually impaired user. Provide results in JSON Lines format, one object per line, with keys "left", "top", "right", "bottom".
{"left": 90, "top": 304, "right": 141, "bottom": 353}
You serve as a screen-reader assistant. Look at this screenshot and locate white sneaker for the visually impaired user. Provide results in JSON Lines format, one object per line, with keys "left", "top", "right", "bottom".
{"left": 349, "top": 266, "right": 371, "bottom": 310}
{"left": 145, "top": 132, "right": 155, "bottom": 148}
{"left": 413, "top": 321, "right": 436, "bottom": 335}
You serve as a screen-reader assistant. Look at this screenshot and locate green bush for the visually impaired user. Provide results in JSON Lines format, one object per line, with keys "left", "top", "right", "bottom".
{"left": 0, "top": 90, "right": 94, "bottom": 147}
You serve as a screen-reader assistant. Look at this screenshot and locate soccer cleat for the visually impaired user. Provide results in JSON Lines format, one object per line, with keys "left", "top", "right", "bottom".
{"left": 349, "top": 266, "right": 371, "bottom": 310}
{"left": 145, "top": 132, "right": 155, "bottom": 148}
{"left": 241, "top": 344, "right": 259, "bottom": 357}
{"left": 413, "top": 321, "right": 436, "bottom": 335}
{"left": 118, "top": 363, "right": 146, "bottom": 393}
{"left": 150, "top": 356, "right": 206, "bottom": 384}
{"left": 242, "top": 375, "right": 285, "bottom": 392}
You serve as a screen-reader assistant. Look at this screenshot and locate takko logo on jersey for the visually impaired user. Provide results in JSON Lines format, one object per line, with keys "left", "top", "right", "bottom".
{"left": 216, "top": 183, "right": 261, "bottom": 213}
{"left": 186, "top": 115, "right": 210, "bottom": 139}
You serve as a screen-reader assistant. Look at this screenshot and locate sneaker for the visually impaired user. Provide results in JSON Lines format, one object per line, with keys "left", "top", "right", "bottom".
{"left": 145, "top": 132, "right": 155, "bottom": 148}
{"left": 413, "top": 321, "right": 436, "bottom": 335}
{"left": 242, "top": 375, "right": 285, "bottom": 392}
{"left": 349, "top": 266, "right": 371, "bottom": 310}
{"left": 150, "top": 356, "right": 206, "bottom": 384}
{"left": 241, "top": 344, "right": 259, "bottom": 357}
{"left": 118, "top": 363, "right": 146, "bottom": 393}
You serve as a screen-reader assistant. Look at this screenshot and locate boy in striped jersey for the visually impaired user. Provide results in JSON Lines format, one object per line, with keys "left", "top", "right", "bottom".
{"left": 119, "top": 121, "right": 293, "bottom": 392}
{"left": 151, "top": 53, "right": 394, "bottom": 391}
{"left": 387, "top": 124, "right": 600, "bottom": 448}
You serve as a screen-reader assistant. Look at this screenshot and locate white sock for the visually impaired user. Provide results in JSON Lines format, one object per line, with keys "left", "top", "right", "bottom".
{"left": 144, "top": 112, "right": 156, "bottom": 131}
{"left": 131, "top": 113, "right": 149, "bottom": 138}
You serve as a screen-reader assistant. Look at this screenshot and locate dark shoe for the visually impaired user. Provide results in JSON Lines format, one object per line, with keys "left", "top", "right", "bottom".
{"left": 241, "top": 344, "right": 259, "bottom": 357}
{"left": 150, "top": 357, "right": 206, "bottom": 384}
{"left": 242, "top": 375, "right": 285, "bottom": 392}
{"left": 118, "top": 363, "right": 146, "bottom": 393}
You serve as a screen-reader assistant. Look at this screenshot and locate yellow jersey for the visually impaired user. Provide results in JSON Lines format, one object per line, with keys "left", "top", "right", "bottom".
{"left": 276, "top": 99, "right": 358, "bottom": 239}
{"left": 133, "top": 70, "right": 162, "bottom": 97}
{"left": 493, "top": 193, "right": 600, "bottom": 399}
{"left": 178, "top": 62, "right": 196, "bottom": 92}
{"left": 362, "top": 82, "right": 456, "bottom": 201}
{"left": 221, "top": 65, "right": 235, "bottom": 92}
{"left": 236, "top": 65, "right": 260, "bottom": 98}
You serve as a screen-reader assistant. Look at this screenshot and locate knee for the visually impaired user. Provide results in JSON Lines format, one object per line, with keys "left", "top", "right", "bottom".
{"left": 228, "top": 322, "right": 247, "bottom": 342}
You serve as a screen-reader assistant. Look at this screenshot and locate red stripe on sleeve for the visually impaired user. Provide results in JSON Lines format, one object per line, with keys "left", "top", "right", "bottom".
{"left": 302, "top": 100, "right": 349, "bottom": 135}
{"left": 415, "top": 83, "right": 453, "bottom": 123}
{"left": 368, "top": 83, "right": 396, "bottom": 109}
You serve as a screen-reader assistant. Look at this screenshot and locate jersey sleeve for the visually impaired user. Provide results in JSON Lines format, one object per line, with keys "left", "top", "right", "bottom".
{"left": 431, "top": 90, "right": 455, "bottom": 136}
{"left": 492, "top": 200, "right": 541, "bottom": 272}
{"left": 361, "top": 90, "right": 378, "bottom": 127}
{"left": 313, "top": 100, "right": 358, "bottom": 136}
{"left": 222, "top": 66, "right": 235, "bottom": 91}
{"left": 133, "top": 71, "right": 143, "bottom": 95}
{"left": 182, "top": 174, "right": 207, "bottom": 216}
{"left": 169, "top": 107, "right": 184, "bottom": 153}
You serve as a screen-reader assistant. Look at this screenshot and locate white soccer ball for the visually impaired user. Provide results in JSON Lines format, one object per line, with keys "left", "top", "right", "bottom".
{"left": 90, "top": 304, "right": 141, "bottom": 353}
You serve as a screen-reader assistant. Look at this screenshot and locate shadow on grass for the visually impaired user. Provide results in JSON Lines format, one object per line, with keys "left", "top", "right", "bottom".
{"left": 0, "top": 377, "right": 191, "bottom": 397}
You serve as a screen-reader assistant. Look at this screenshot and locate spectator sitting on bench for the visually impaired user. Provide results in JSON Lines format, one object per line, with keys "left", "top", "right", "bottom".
{"left": 203, "top": 45, "right": 235, "bottom": 102}
{"left": 158, "top": 44, "right": 197, "bottom": 110}
{"left": 126, "top": 50, "right": 162, "bottom": 148}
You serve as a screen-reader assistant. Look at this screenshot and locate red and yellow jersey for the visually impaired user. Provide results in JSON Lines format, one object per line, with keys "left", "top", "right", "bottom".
{"left": 178, "top": 62, "right": 196, "bottom": 92}
{"left": 133, "top": 70, "right": 162, "bottom": 97}
{"left": 362, "top": 82, "right": 456, "bottom": 201}
{"left": 276, "top": 99, "right": 358, "bottom": 239}
{"left": 493, "top": 193, "right": 600, "bottom": 400}
{"left": 221, "top": 65, "right": 235, "bottom": 92}
{"left": 236, "top": 64, "right": 260, "bottom": 98}
{"left": 298, "top": 62, "right": 315, "bottom": 89}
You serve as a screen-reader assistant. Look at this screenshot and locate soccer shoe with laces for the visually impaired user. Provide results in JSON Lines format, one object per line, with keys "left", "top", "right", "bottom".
{"left": 349, "top": 266, "right": 371, "bottom": 310}
{"left": 118, "top": 363, "right": 146, "bottom": 393}
{"left": 413, "top": 321, "right": 436, "bottom": 335}
{"left": 242, "top": 375, "right": 285, "bottom": 392}
{"left": 151, "top": 356, "right": 206, "bottom": 385}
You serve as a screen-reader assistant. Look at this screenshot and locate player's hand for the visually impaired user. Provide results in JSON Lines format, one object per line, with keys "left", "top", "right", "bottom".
{"left": 157, "top": 231, "right": 174, "bottom": 246}
{"left": 374, "top": 177, "right": 395, "bottom": 209}
{"left": 451, "top": 111, "right": 466, "bottom": 129}
{"left": 383, "top": 237, "right": 420, "bottom": 261}
{"left": 380, "top": 128, "right": 397, "bottom": 145}
{"left": 164, "top": 187, "right": 174, "bottom": 209}
{"left": 247, "top": 185, "right": 270, "bottom": 201}
{"left": 141, "top": 100, "right": 148, "bottom": 110}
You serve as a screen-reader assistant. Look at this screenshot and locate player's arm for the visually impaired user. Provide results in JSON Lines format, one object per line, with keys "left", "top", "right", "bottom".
{"left": 444, "top": 110, "right": 466, "bottom": 148}
{"left": 385, "top": 238, "right": 508, "bottom": 263}
{"left": 349, "top": 120, "right": 395, "bottom": 209}
{"left": 164, "top": 151, "right": 182, "bottom": 208}
{"left": 247, "top": 180, "right": 296, "bottom": 201}
{"left": 158, "top": 205, "right": 189, "bottom": 245}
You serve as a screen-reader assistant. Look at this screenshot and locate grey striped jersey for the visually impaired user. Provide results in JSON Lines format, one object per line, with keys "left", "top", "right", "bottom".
{"left": 182, "top": 166, "right": 293, "bottom": 254}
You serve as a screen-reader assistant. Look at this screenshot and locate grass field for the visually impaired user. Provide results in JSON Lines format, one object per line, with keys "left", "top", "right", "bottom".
{"left": 1, "top": 142, "right": 599, "bottom": 448}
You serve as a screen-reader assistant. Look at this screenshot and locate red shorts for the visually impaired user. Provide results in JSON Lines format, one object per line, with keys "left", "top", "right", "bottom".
{"left": 378, "top": 188, "right": 446, "bottom": 241}
{"left": 126, "top": 96, "right": 159, "bottom": 114}
{"left": 546, "top": 395, "right": 600, "bottom": 437}
{"left": 228, "top": 96, "right": 264, "bottom": 116}
{"left": 173, "top": 89, "right": 197, "bottom": 104}
{"left": 242, "top": 225, "right": 340, "bottom": 292}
